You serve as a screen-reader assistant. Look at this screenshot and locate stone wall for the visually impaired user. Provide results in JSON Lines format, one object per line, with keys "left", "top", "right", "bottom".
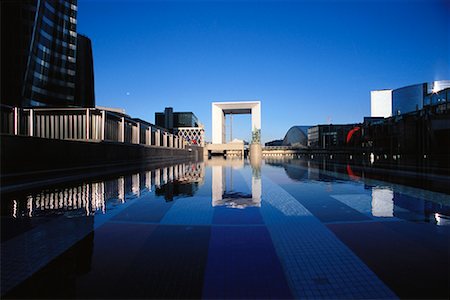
{"left": 1, "top": 135, "right": 201, "bottom": 185}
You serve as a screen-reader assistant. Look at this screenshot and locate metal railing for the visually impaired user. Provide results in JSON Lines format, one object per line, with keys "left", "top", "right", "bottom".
{"left": 0, "top": 105, "right": 187, "bottom": 149}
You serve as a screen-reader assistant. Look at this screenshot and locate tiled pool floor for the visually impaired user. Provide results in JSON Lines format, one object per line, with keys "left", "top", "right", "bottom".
{"left": 1, "top": 159, "right": 449, "bottom": 299}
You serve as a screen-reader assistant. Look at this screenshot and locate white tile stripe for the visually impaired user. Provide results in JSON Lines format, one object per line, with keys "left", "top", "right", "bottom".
{"left": 241, "top": 170, "right": 397, "bottom": 299}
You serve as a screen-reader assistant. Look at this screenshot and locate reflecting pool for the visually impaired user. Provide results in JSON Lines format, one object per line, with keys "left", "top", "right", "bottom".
{"left": 1, "top": 157, "right": 449, "bottom": 299}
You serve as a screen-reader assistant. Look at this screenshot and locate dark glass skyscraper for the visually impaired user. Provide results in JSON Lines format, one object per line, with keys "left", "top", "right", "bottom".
{"left": 1, "top": 0, "right": 94, "bottom": 107}
{"left": 75, "top": 34, "right": 95, "bottom": 107}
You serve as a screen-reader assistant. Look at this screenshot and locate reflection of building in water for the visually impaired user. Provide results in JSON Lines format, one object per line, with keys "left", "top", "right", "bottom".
{"left": 210, "top": 158, "right": 261, "bottom": 209}
{"left": 154, "top": 163, "right": 205, "bottom": 201}
{"left": 11, "top": 182, "right": 107, "bottom": 218}
{"left": 10, "top": 162, "right": 205, "bottom": 218}
{"left": 371, "top": 187, "right": 394, "bottom": 217}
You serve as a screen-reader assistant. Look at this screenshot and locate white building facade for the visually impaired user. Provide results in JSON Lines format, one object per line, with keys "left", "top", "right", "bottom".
{"left": 370, "top": 90, "right": 392, "bottom": 118}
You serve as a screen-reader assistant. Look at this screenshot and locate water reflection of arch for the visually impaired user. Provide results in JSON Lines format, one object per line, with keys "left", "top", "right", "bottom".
{"left": 207, "top": 158, "right": 261, "bottom": 208}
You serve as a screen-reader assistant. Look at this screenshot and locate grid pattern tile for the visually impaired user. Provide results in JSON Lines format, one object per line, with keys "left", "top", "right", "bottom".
{"left": 160, "top": 196, "right": 214, "bottom": 225}
{"left": 242, "top": 172, "right": 397, "bottom": 299}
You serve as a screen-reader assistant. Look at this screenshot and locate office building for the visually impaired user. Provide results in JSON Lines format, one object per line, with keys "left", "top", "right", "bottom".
{"left": 392, "top": 83, "right": 425, "bottom": 116}
{"left": 74, "top": 34, "right": 95, "bottom": 107}
{"left": 1, "top": 0, "right": 95, "bottom": 108}
{"left": 370, "top": 81, "right": 450, "bottom": 117}
{"left": 362, "top": 87, "right": 449, "bottom": 168}
{"left": 391, "top": 80, "right": 450, "bottom": 116}
{"left": 155, "top": 107, "right": 200, "bottom": 132}
{"left": 155, "top": 107, "right": 204, "bottom": 146}
{"left": 308, "top": 124, "right": 360, "bottom": 149}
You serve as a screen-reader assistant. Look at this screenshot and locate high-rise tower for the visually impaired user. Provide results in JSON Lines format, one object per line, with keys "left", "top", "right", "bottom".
{"left": 1, "top": 0, "right": 94, "bottom": 107}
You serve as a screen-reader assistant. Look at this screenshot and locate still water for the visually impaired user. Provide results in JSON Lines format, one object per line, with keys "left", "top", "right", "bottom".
{"left": 1, "top": 158, "right": 449, "bottom": 299}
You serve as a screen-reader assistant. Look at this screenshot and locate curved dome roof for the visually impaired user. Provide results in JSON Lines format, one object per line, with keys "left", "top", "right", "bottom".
{"left": 282, "top": 126, "right": 309, "bottom": 148}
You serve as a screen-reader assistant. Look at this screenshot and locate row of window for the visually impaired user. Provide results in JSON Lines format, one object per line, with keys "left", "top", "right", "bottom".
{"left": 42, "top": 15, "right": 76, "bottom": 36}
{"left": 37, "top": 44, "right": 76, "bottom": 63}
{"left": 40, "top": 27, "right": 77, "bottom": 49}
{"left": 38, "top": 35, "right": 75, "bottom": 58}
{"left": 32, "top": 55, "right": 76, "bottom": 77}
{"left": 30, "top": 84, "right": 74, "bottom": 102}
{"left": 44, "top": 1, "right": 76, "bottom": 24}
{"left": 35, "top": 46, "right": 76, "bottom": 71}
{"left": 30, "top": 76, "right": 75, "bottom": 98}
{"left": 424, "top": 89, "right": 449, "bottom": 106}
{"left": 33, "top": 71, "right": 75, "bottom": 89}
{"left": 31, "top": 72, "right": 75, "bottom": 93}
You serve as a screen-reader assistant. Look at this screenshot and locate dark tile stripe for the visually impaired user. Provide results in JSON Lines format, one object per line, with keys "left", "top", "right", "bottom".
{"left": 113, "top": 225, "right": 211, "bottom": 299}
{"left": 203, "top": 226, "right": 293, "bottom": 299}
{"left": 327, "top": 222, "right": 450, "bottom": 299}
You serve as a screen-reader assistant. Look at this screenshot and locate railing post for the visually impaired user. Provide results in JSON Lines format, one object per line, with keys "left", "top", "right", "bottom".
{"left": 136, "top": 122, "right": 140, "bottom": 144}
{"left": 13, "top": 107, "right": 19, "bottom": 135}
{"left": 86, "top": 108, "right": 90, "bottom": 140}
{"left": 29, "top": 109, "right": 34, "bottom": 137}
{"left": 156, "top": 129, "right": 160, "bottom": 146}
{"left": 120, "top": 117, "right": 125, "bottom": 143}
{"left": 101, "top": 110, "right": 106, "bottom": 140}
{"left": 147, "top": 127, "right": 151, "bottom": 145}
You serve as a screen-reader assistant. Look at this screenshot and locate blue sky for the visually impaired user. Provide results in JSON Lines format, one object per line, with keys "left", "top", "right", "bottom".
{"left": 77, "top": 0, "right": 449, "bottom": 143}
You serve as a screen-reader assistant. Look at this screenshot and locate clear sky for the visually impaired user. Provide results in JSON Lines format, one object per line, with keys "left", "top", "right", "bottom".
{"left": 77, "top": 0, "right": 449, "bottom": 143}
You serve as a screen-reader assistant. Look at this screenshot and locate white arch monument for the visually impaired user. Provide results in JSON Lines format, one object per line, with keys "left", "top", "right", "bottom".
{"left": 211, "top": 101, "right": 261, "bottom": 144}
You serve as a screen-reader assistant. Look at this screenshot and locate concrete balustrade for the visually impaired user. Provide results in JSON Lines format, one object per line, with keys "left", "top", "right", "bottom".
{"left": 0, "top": 105, "right": 184, "bottom": 150}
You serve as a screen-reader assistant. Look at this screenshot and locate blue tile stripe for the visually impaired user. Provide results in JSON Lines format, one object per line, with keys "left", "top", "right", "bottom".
{"left": 160, "top": 196, "right": 214, "bottom": 225}
{"left": 1, "top": 195, "right": 143, "bottom": 296}
{"left": 202, "top": 226, "right": 293, "bottom": 299}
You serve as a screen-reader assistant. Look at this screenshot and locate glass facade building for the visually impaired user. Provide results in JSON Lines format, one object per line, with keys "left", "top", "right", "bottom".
{"left": 282, "top": 126, "right": 309, "bottom": 148}
{"left": 74, "top": 34, "right": 95, "bottom": 107}
{"left": 392, "top": 80, "right": 450, "bottom": 116}
{"left": 392, "top": 83, "right": 425, "bottom": 116}
{"left": 1, "top": 0, "right": 94, "bottom": 107}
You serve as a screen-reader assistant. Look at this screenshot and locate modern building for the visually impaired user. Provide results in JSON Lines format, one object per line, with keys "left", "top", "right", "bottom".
{"left": 362, "top": 87, "right": 450, "bottom": 168}
{"left": 74, "top": 34, "right": 95, "bottom": 107}
{"left": 155, "top": 107, "right": 204, "bottom": 146}
{"left": 265, "top": 139, "right": 283, "bottom": 147}
{"left": 308, "top": 124, "right": 360, "bottom": 149}
{"left": 282, "top": 126, "right": 310, "bottom": 148}
{"left": 370, "top": 81, "right": 450, "bottom": 117}
{"left": 392, "top": 83, "right": 425, "bottom": 116}
{"left": 155, "top": 107, "right": 199, "bottom": 132}
{"left": 371, "top": 90, "right": 392, "bottom": 118}
{"left": 1, "top": 0, "right": 95, "bottom": 108}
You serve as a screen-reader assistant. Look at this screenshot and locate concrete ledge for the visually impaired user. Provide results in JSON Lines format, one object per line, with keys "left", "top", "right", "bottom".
{"left": 206, "top": 143, "right": 244, "bottom": 156}
{"left": 1, "top": 134, "right": 200, "bottom": 188}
